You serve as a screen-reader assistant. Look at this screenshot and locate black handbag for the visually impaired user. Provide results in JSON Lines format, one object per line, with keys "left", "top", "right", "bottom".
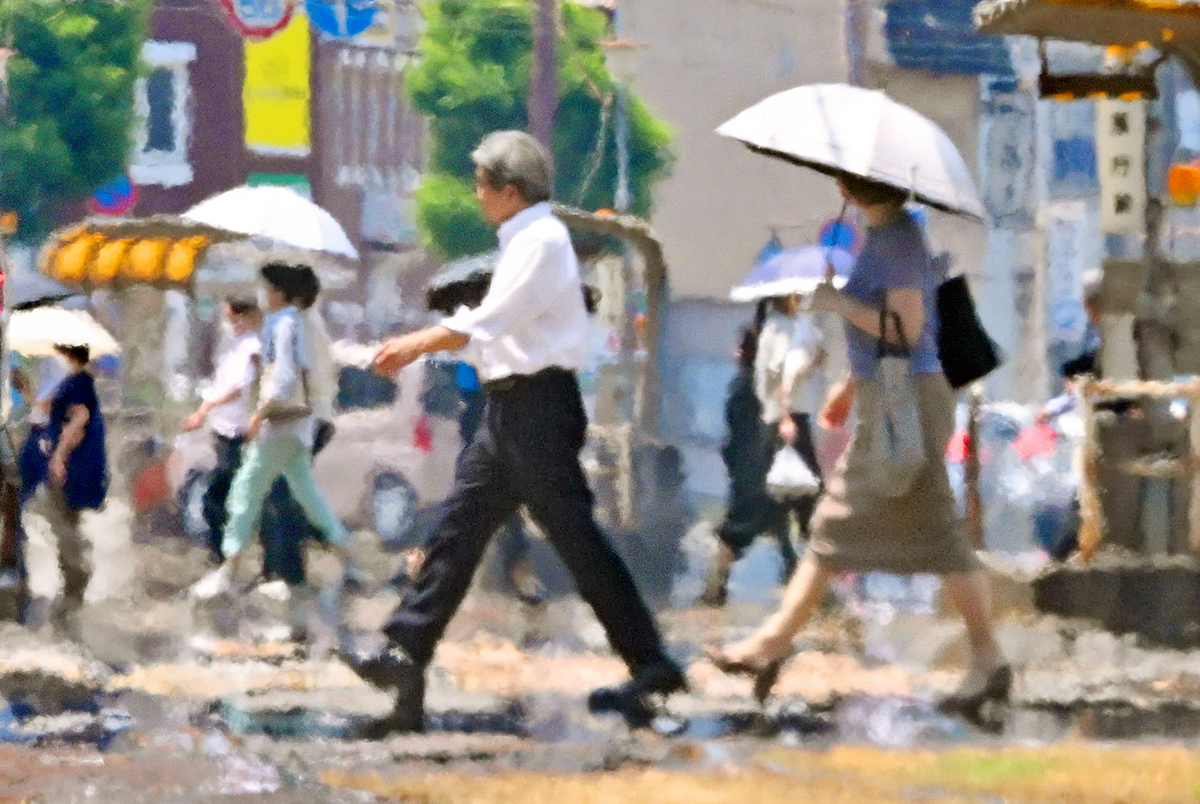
{"left": 937, "top": 274, "right": 1002, "bottom": 389}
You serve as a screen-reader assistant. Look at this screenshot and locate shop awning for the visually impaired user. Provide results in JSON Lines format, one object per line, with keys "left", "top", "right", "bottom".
{"left": 40, "top": 217, "right": 236, "bottom": 291}
{"left": 976, "top": 0, "right": 1200, "bottom": 46}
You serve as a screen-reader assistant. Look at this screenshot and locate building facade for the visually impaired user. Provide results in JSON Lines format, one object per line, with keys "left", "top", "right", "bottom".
{"left": 108, "top": 0, "right": 428, "bottom": 338}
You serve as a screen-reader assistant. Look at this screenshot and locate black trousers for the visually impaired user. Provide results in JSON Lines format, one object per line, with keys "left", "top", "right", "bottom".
{"left": 384, "top": 368, "right": 667, "bottom": 671}
{"left": 203, "top": 434, "right": 245, "bottom": 563}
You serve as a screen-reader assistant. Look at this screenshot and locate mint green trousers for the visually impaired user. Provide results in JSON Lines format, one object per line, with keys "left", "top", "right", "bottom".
{"left": 221, "top": 433, "right": 348, "bottom": 559}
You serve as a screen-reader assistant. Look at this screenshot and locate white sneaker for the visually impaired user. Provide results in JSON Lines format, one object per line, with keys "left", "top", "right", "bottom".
{"left": 190, "top": 565, "right": 233, "bottom": 601}
{"left": 255, "top": 579, "right": 292, "bottom": 603}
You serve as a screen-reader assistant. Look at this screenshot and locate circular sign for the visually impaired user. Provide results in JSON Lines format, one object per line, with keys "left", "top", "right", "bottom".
{"left": 89, "top": 175, "right": 139, "bottom": 216}
{"left": 218, "top": 0, "right": 296, "bottom": 39}
{"left": 307, "top": 0, "right": 377, "bottom": 38}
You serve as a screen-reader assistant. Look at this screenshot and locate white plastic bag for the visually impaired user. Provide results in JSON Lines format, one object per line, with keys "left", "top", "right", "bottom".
{"left": 765, "top": 445, "right": 821, "bottom": 501}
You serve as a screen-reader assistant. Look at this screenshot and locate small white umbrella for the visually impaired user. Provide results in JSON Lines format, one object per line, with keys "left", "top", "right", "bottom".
{"left": 9, "top": 307, "right": 121, "bottom": 357}
{"left": 183, "top": 185, "right": 359, "bottom": 259}
{"left": 717, "top": 83, "right": 985, "bottom": 219}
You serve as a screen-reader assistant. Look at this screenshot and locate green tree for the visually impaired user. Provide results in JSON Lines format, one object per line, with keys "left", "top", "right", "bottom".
{"left": 0, "top": 0, "right": 151, "bottom": 240}
{"left": 409, "top": 0, "right": 673, "bottom": 259}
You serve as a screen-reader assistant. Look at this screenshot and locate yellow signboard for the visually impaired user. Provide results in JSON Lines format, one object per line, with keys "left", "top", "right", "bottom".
{"left": 244, "top": 14, "right": 311, "bottom": 155}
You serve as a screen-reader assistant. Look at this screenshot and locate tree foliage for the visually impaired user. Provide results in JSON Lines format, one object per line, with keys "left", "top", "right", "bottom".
{"left": 0, "top": 0, "right": 151, "bottom": 240}
{"left": 409, "top": 0, "right": 674, "bottom": 260}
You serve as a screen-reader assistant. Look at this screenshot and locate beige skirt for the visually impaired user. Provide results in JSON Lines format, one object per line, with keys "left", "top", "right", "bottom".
{"left": 808, "top": 372, "right": 980, "bottom": 575}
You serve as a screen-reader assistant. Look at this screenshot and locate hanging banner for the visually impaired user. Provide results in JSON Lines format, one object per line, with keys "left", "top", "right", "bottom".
{"left": 244, "top": 14, "right": 311, "bottom": 156}
{"left": 1044, "top": 201, "right": 1089, "bottom": 343}
{"left": 1095, "top": 98, "right": 1147, "bottom": 235}
{"left": 218, "top": 0, "right": 296, "bottom": 39}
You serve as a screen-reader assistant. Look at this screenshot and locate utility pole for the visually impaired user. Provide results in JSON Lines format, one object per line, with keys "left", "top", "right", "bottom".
{"left": 528, "top": 0, "right": 558, "bottom": 156}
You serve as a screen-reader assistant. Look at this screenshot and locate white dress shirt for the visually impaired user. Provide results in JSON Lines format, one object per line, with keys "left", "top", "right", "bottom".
{"left": 206, "top": 331, "right": 261, "bottom": 438}
{"left": 441, "top": 202, "right": 588, "bottom": 382}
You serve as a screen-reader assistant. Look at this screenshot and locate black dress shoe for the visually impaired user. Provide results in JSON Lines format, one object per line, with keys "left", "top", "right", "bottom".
{"left": 355, "top": 689, "right": 426, "bottom": 738}
{"left": 336, "top": 644, "right": 422, "bottom": 691}
{"left": 338, "top": 644, "right": 427, "bottom": 737}
{"left": 588, "top": 661, "right": 688, "bottom": 727}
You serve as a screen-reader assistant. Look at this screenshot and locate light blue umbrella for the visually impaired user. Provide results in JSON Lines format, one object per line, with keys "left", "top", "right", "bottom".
{"left": 730, "top": 245, "right": 854, "bottom": 302}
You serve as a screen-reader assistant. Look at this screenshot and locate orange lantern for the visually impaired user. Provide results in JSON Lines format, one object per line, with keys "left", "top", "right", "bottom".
{"left": 52, "top": 233, "right": 104, "bottom": 284}
{"left": 126, "top": 238, "right": 169, "bottom": 283}
{"left": 92, "top": 238, "right": 132, "bottom": 284}
{"left": 164, "top": 236, "right": 208, "bottom": 284}
{"left": 1168, "top": 163, "right": 1200, "bottom": 206}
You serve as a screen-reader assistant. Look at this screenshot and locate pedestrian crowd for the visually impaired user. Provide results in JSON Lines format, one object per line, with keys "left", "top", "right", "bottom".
{"left": 12, "top": 129, "right": 1016, "bottom": 737}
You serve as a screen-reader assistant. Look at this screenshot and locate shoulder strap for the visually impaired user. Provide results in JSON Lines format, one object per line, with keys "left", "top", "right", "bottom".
{"left": 877, "top": 299, "right": 912, "bottom": 358}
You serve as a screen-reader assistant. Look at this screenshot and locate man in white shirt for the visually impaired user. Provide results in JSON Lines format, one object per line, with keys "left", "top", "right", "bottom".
{"left": 183, "top": 297, "right": 262, "bottom": 564}
{"left": 340, "top": 131, "right": 683, "bottom": 736}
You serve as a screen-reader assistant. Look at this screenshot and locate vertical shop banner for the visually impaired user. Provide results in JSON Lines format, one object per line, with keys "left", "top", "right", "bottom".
{"left": 981, "top": 89, "right": 1036, "bottom": 229}
{"left": 1095, "top": 99, "right": 1147, "bottom": 235}
{"left": 1045, "top": 201, "right": 1089, "bottom": 344}
{"left": 244, "top": 14, "right": 311, "bottom": 156}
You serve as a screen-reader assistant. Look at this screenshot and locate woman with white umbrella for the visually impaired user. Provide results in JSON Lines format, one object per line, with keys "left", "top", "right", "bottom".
{"left": 707, "top": 87, "right": 1008, "bottom": 714}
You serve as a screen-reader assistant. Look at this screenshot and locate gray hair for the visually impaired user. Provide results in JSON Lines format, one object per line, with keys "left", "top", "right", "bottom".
{"left": 471, "top": 131, "right": 553, "bottom": 204}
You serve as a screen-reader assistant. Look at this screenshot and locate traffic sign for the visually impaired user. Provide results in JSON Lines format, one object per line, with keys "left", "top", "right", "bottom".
{"left": 218, "top": 0, "right": 296, "bottom": 39}
{"left": 307, "top": 0, "right": 378, "bottom": 38}
{"left": 89, "top": 175, "right": 139, "bottom": 216}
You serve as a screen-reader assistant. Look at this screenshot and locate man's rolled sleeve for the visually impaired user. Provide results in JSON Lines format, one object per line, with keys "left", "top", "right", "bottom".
{"left": 441, "top": 234, "right": 565, "bottom": 343}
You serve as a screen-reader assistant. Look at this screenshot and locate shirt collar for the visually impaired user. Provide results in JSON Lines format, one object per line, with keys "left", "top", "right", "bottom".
{"left": 497, "top": 202, "right": 552, "bottom": 249}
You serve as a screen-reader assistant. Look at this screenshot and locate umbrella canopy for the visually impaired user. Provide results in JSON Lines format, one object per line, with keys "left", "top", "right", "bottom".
{"left": 7, "top": 270, "right": 83, "bottom": 311}
{"left": 9, "top": 307, "right": 120, "bottom": 357}
{"left": 183, "top": 186, "right": 359, "bottom": 260}
{"left": 424, "top": 251, "right": 499, "bottom": 314}
{"left": 717, "top": 83, "right": 985, "bottom": 219}
{"left": 730, "top": 245, "right": 854, "bottom": 302}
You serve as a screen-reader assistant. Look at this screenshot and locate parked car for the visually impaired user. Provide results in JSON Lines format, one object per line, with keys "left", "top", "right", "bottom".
{"left": 168, "top": 347, "right": 460, "bottom": 550}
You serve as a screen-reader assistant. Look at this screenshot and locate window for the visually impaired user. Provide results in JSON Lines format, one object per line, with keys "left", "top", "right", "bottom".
{"left": 131, "top": 41, "right": 196, "bottom": 187}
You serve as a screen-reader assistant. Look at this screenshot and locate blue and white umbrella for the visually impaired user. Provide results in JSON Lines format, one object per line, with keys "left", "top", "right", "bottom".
{"left": 730, "top": 245, "right": 854, "bottom": 302}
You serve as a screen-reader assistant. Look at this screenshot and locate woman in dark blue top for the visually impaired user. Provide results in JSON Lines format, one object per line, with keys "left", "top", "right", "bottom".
{"left": 32, "top": 344, "right": 108, "bottom": 624}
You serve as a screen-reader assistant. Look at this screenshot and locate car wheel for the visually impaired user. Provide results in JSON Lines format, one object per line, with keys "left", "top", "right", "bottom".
{"left": 372, "top": 473, "right": 419, "bottom": 548}
{"left": 180, "top": 469, "right": 212, "bottom": 546}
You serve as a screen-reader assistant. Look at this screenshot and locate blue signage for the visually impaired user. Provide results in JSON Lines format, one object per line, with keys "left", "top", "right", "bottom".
{"left": 819, "top": 218, "right": 857, "bottom": 252}
{"left": 307, "top": 0, "right": 377, "bottom": 38}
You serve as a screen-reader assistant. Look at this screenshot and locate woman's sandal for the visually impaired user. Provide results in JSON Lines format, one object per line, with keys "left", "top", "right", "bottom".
{"left": 705, "top": 646, "right": 788, "bottom": 704}
{"left": 937, "top": 664, "right": 1013, "bottom": 715}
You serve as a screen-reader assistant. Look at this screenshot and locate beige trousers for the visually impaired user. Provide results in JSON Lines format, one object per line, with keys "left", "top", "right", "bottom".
{"left": 33, "top": 484, "right": 90, "bottom": 611}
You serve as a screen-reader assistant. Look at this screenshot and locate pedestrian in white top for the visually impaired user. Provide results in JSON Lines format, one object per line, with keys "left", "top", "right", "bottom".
{"left": 183, "top": 297, "right": 262, "bottom": 563}
{"left": 755, "top": 295, "right": 827, "bottom": 564}
{"left": 339, "top": 130, "right": 683, "bottom": 737}
{"left": 256, "top": 267, "right": 354, "bottom": 602}
{"left": 190, "top": 264, "right": 350, "bottom": 602}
